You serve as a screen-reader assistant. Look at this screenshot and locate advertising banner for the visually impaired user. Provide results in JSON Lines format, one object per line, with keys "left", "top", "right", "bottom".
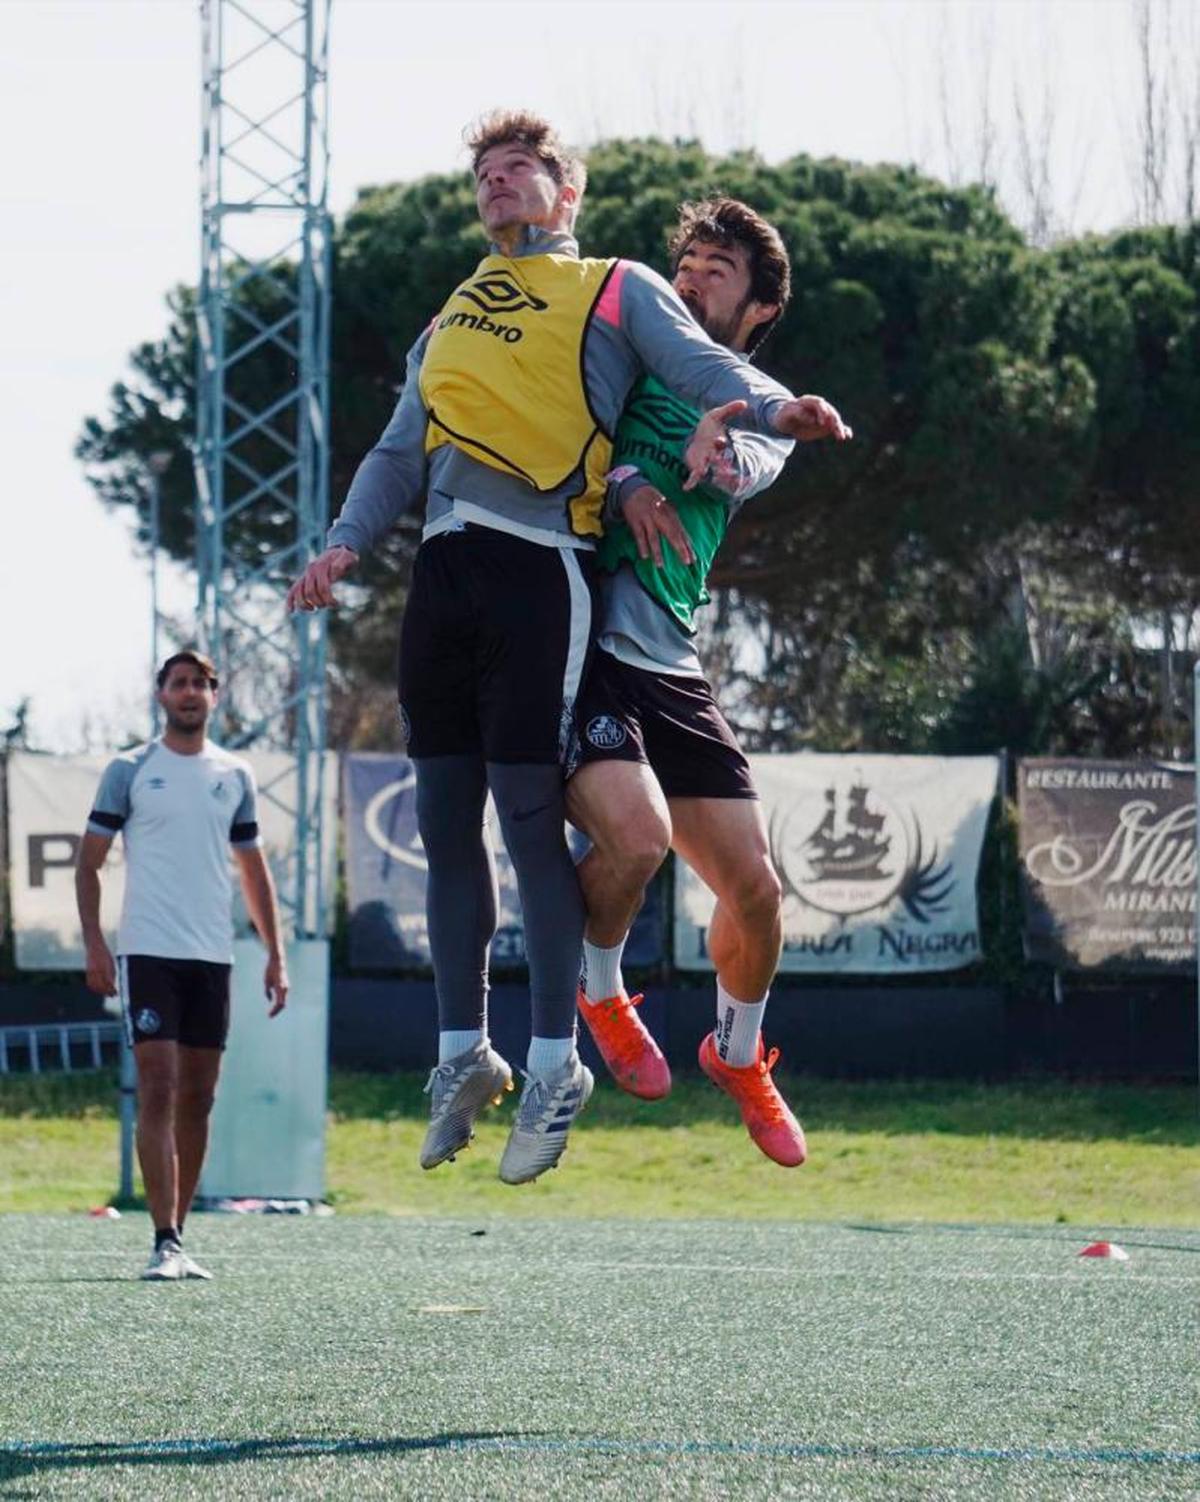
{"left": 1018, "top": 759, "right": 1195, "bottom": 971}
{"left": 6, "top": 748, "right": 335, "bottom": 970}
{"left": 343, "top": 753, "right": 664, "bottom": 969}
{"left": 675, "top": 754, "right": 1000, "bottom": 974}
{"left": 7, "top": 753, "right": 117, "bottom": 969}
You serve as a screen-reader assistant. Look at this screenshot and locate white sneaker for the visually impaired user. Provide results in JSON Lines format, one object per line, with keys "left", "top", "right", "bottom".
{"left": 178, "top": 1250, "right": 213, "bottom": 1281}
{"left": 420, "top": 1040, "right": 514, "bottom": 1170}
{"left": 498, "top": 1054, "right": 594, "bottom": 1185}
{"left": 140, "top": 1243, "right": 184, "bottom": 1281}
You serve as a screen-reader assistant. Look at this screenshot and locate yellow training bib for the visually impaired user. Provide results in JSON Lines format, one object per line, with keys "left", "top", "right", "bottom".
{"left": 419, "top": 254, "right": 617, "bottom": 537}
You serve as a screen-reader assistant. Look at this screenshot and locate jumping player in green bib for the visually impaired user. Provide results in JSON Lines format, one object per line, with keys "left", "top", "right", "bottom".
{"left": 569, "top": 199, "right": 846, "bottom": 1166}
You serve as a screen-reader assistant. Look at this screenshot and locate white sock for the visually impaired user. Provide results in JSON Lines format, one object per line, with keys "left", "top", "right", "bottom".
{"left": 527, "top": 1034, "right": 575, "bottom": 1079}
{"left": 581, "top": 937, "right": 626, "bottom": 1004}
{"left": 714, "top": 981, "right": 767, "bottom": 1068}
{"left": 439, "top": 1029, "right": 483, "bottom": 1064}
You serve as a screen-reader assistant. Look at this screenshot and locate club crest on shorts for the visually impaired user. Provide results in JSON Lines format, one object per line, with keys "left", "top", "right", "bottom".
{"left": 398, "top": 704, "right": 412, "bottom": 747}
{"left": 586, "top": 714, "right": 627, "bottom": 750}
{"left": 135, "top": 1008, "right": 162, "bottom": 1035}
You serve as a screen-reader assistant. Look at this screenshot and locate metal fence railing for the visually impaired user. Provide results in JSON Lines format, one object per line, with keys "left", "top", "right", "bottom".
{"left": 0, "top": 1022, "right": 122, "bottom": 1075}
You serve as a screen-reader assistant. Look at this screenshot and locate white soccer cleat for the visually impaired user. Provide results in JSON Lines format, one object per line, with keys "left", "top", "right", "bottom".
{"left": 140, "top": 1243, "right": 184, "bottom": 1281}
{"left": 178, "top": 1250, "right": 213, "bottom": 1280}
{"left": 420, "top": 1040, "right": 514, "bottom": 1170}
{"left": 498, "top": 1054, "right": 594, "bottom": 1185}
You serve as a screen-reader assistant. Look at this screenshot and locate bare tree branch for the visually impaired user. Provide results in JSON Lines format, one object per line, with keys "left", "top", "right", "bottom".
{"left": 1132, "top": 0, "right": 1172, "bottom": 224}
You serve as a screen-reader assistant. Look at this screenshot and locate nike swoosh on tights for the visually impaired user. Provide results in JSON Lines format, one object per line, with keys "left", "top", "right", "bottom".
{"left": 511, "top": 803, "right": 551, "bottom": 822}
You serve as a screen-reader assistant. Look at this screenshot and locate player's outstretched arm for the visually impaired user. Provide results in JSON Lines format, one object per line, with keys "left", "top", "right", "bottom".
{"left": 233, "top": 846, "right": 289, "bottom": 1016}
{"left": 286, "top": 545, "right": 359, "bottom": 613}
{"left": 679, "top": 401, "right": 795, "bottom": 502}
{"left": 682, "top": 399, "right": 747, "bottom": 492}
{"left": 75, "top": 832, "right": 117, "bottom": 997}
{"left": 770, "top": 395, "right": 852, "bottom": 443}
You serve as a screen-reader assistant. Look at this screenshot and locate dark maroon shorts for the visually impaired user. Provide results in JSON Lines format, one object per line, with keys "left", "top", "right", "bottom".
{"left": 568, "top": 647, "right": 755, "bottom": 800}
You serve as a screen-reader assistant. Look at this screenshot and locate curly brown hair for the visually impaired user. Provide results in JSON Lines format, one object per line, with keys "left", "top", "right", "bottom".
{"left": 465, "top": 109, "right": 587, "bottom": 198}
{"left": 668, "top": 198, "right": 792, "bottom": 354}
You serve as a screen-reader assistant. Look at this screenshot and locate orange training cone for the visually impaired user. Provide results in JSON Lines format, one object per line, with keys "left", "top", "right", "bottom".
{"left": 1079, "top": 1240, "right": 1128, "bottom": 1260}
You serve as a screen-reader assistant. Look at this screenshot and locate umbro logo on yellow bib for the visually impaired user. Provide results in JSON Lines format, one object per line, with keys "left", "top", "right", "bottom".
{"left": 434, "top": 272, "right": 550, "bottom": 344}
{"left": 459, "top": 273, "right": 548, "bottom": 316}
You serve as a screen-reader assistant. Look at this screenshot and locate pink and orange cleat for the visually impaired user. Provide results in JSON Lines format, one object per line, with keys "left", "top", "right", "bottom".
{"left": 698, "top": 1031, "right": 807, "bottom": 1167}
{"left": 578, "top": 988, "right": 671, "bottom": 1100}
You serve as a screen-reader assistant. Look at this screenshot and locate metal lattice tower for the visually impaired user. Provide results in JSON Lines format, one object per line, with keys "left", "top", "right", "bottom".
{"left": 195, "top": 0, "right": 332, "bottom": 937}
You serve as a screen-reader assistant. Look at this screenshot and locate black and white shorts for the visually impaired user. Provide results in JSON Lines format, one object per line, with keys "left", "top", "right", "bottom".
{"left": 398, "top": 526, "right": 595, "bottom": 765}
{"left": 118, "top": 955, "right": 232, "bottom": 1050}
{"left": 568, "top": 647, "right": 756, "bottom": 800}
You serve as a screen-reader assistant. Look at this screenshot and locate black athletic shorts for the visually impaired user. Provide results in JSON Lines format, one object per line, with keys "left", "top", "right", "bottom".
{"left": 398, "top": 525, "right": 595, "bottom": 765}
{"left": 118, "top": 955, "right": 232, "bottom": 1050}
{"left": 568, "top": 647, "right": 756, "bottom": 800}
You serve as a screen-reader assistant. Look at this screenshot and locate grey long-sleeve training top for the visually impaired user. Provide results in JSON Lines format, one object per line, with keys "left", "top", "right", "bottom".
{"left": 326, "top": 226, "right": 797, "bottom": 557}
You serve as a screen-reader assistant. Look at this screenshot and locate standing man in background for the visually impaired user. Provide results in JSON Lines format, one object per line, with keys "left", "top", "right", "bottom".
{"left": 76, "top": 651, "right": 288, "bottom": 1281}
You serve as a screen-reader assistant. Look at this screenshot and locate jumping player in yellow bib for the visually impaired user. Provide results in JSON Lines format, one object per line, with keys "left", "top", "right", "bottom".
{"left": 288, "top": 112, "right": 850, "bottom": 1185}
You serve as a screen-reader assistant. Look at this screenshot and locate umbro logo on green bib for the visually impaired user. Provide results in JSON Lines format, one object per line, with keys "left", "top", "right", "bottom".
{"left": 625, "top": 388, "right": 698, "bottom": 444}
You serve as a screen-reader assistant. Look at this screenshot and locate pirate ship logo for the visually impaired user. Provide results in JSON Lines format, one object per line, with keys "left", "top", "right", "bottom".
{"left": 771, "top": 777, "right": 953, "bottom": 922}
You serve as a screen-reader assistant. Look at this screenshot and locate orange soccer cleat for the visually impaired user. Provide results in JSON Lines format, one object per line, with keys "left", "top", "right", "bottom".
{"left": 577, "top": 988, "right": 671, "bottom": 1100}
{"left": 698, "top": 1031, "right": 807, "bottom": 1167}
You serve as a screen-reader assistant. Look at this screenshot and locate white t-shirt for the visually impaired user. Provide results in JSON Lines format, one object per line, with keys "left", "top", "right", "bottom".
{"left": 87, "top": 739, "right": 261, "bottom": 963}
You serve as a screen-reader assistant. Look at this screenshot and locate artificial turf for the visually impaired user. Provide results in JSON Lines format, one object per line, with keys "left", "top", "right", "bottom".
{"left": 1, "top": 1214, "right": 1197, "bottom": 1499}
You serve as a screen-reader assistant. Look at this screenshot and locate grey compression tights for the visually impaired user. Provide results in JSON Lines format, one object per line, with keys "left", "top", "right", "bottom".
{"left": 488, "top": 762, "right": 584, "bottom": 1040}
{"left": 414, "top": 755, "right": 496, "bottom": 1033}
{"left": 414, "top": 758, "right": 584, "bottom": 1040}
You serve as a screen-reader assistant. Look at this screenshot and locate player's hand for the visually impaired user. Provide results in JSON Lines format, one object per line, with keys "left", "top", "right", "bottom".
{"left": 84, "top": 939, "right": 117, "bottom": 998}
{"left": 264, "top": 953, "right": 289, "bottom": 1017}
{"left": 622, "top": 484, "right": 695, "bottom": 569}
{"left": 683, "top": 399, "right": 746, "bottom": 492}
{"left": 286, "top": 546, "right": 359, "bottom": 612}
{"left": 771, "top": 395, "right": 852, "bottom": 443}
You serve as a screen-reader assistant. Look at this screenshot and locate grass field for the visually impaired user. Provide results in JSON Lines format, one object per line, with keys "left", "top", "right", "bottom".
{"left": 1, "top": 1214, "right": 1198, "bottom": 1500}
{"left": 1, "top": 1070, "right": 1197, "bottom": 1226}
{"left": 1, "top": 1071, "right": 1198, "bottom": 1497}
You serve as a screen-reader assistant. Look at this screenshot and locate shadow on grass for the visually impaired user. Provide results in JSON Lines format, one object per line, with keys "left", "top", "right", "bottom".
{"left": 0, "top": 1432, "right": 541, "bottom": 1482}
{"left": 4, "top": 1430, "right": 1200, "bottom": 1480}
